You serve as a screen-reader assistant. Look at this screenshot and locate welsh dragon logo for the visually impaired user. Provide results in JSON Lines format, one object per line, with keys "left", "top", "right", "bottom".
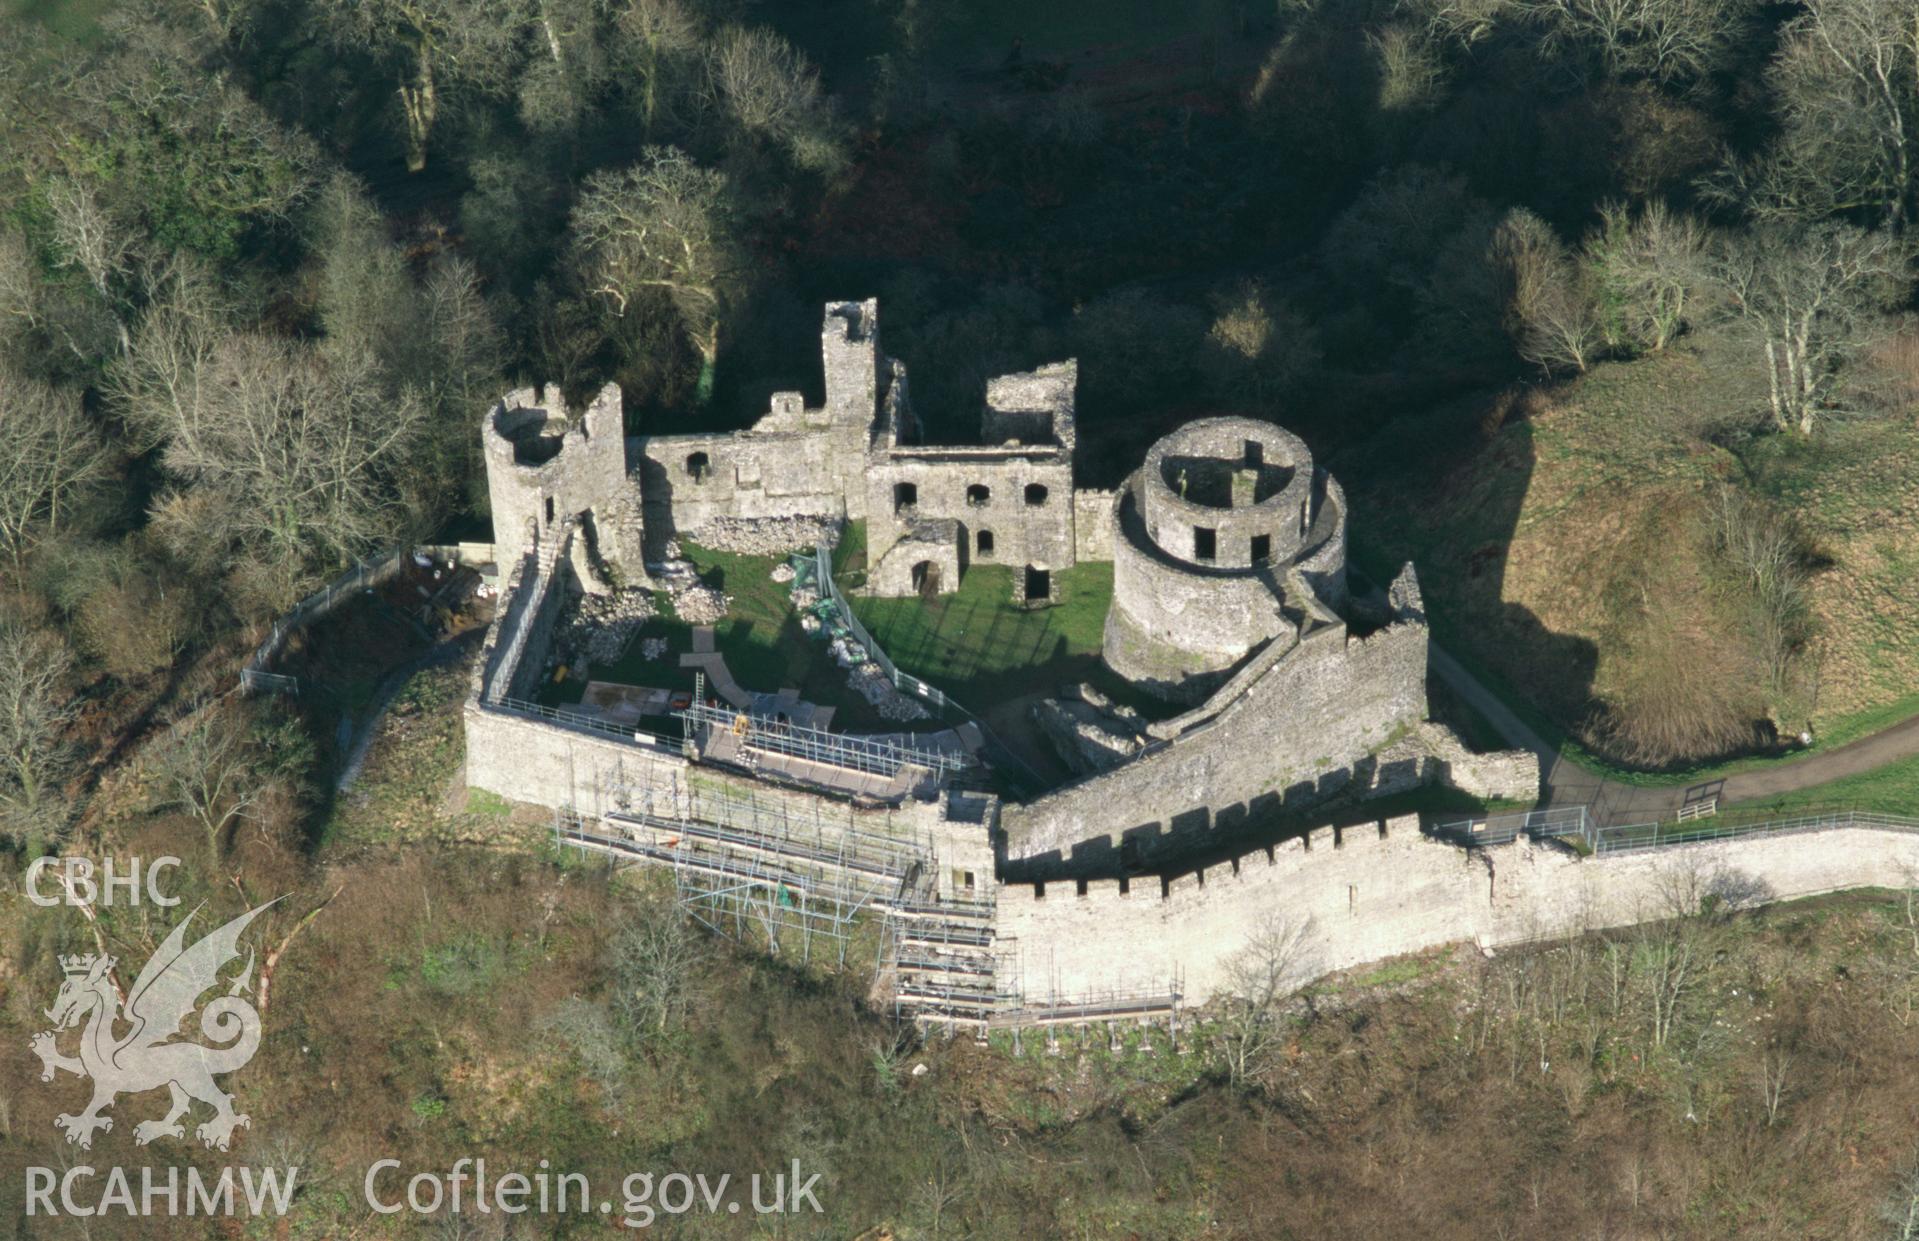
{"left": 30, "top": 901, "right": 277, "bottom": 1151}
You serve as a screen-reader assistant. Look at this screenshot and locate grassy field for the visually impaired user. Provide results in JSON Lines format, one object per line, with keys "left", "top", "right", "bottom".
{"left": 537, "top": 540, "right": 928, "bottom": 731}
{"left": 1355, "top": 336, "right": 1919, "bottom": 784}
{"left": 853, "top": 560, "right": 1119, "bottom": 706}
{"left": 530, "top": 531, "right": 1127, "bottom": 734}
{"left": 1720, "top": 753, "right": 1919, "bottom": 820}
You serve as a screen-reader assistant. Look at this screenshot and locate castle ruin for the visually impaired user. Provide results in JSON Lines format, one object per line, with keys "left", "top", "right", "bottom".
{"left": 467, "top": 299, "right": 1784, "bottom": 1032}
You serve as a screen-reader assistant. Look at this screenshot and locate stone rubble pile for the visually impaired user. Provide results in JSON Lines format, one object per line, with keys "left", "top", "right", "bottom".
{"left": 828, "top": 637, "right": 930, "bottom": 722}
{"left": 770, "top": 562, "right": 795, "bottom": 583}
{"left": 854, "top": 663, "right": 931, "bottom": 722}
{"left": 685, "top": 515, "right": 840, "bottom": 557}
{"left": 558, "top": 589, "right": 657, "bottom": 666}
{"left": 652, "top": 559, "right": 729, "bottom": 625}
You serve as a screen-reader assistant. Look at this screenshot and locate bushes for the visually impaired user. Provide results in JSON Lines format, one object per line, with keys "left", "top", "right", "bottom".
{"left": 38, "top": 537, "right": 199, "bottom": 679}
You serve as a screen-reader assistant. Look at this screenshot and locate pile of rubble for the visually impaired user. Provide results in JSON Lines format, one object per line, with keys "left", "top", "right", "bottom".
{"left": 651, "top": 559, "right": 729, "bottom": 625}
{"left": 829, "top": 638, "right": 930, "bottom": 722}
{"left": 685, "top": 515, "right": 840, "bottom": 557}
{"left": 557, "top": 589, "right": 656, "bottom": 666}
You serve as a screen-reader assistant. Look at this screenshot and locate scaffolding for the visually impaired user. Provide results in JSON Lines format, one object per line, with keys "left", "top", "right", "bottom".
{"left": 679, "top": 698, "right": 969, "bottom": 781}
{"left": 549, "top": 753, "right": 1176, "bottom": 1050}
{"left": 558, "top": 760, "right": 943, "bottom": 969}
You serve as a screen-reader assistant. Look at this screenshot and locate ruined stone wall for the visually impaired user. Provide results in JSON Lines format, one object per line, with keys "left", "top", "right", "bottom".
{"left": 1003, "top": 613, "right": 1429, "bottom": 876}
{"left": 1072, "top": 490, "right": 1117, "bottom": 562}
{"left": 1415, "top": 722, "right": 1542, "bottom": 802}
{"left": 995, "top": 818, "right": 1919, "bottom": 1006}
{"left": 1295, "top": 475, "right": 1348, "bottom": 612}
{"left": 982, "top": 361, "right": 1077, "bottom": 457}
{"left": 635, "top": 426, "right": 863, "bottom": 540}
{"left": 862, "top": 452, "right": 1076, "bottom": 586}
{"left": 821, "top": 299, "right": 881, "bottom": 427}
{"left": 870, "top": 518, "right": 964, "bottom": 598}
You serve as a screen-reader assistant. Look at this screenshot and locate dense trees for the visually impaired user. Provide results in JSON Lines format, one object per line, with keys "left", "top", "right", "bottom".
{"left": 1768, "top": 0, "right": 1919, "bottom": 228}
{"left": 312, "top": 0, "right": 528, "bottom": 173}
{"left": 0, "top": 0, "right": 1914, "bottom": 837}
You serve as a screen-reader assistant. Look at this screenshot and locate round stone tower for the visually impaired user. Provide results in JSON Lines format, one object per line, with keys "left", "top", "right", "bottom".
{"left": 482, "top": 382, "right": 628, "bottom": 571}
{"left": 1101, "top": 417, "right": 1347, "bottom": 702}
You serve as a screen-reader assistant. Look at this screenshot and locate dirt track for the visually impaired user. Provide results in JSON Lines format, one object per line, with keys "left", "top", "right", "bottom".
{"left": 1429, "top": 644, "right": 1919, "bottom": 826}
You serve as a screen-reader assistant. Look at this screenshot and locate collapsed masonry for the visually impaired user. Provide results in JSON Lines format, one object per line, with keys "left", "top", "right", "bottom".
{"left": 466, "top": 298, "right": 1564, "bottom": 1032}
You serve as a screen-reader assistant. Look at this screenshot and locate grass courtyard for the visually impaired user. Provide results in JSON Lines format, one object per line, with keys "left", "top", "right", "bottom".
{"left": 531, "top": 522, "right": 1130, "bottom": 738}
{"left": 535, "top": 541, "right": 907, "bottom": 730}
{"left": 852, "top": 560, "right": 1126, "bottom": 707}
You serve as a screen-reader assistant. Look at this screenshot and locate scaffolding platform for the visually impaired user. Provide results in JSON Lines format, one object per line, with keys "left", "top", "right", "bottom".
{"left": 678, "top": 696, "right": 972, "bottom": 804}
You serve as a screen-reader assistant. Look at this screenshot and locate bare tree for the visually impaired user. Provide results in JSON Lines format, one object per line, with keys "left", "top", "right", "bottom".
{"left": 0, "top": 369, "right": 110, "bottom": 569}
{"left": 105, "top": 259, "right": 232, "bottom": 455}
{"left": 154, "top": 706, "right": 265, "bottom": 867}
{"left": 1708, "top": 486, "right": 1813, "bottom": 695}
{"left": 1755, "top": 1044, "right": 1792, "bottom": 1126}
{"left": 0, "top": 620, "right": 79, "bottom": 848}
{"left": 45, "top": 177, "right": 135, "bottom": 350}
{"left": 1497, "top": 207, "right": 1605, "bottom": 375}
{"left": 571, "top": 148, "right": 747, "bottom": 402}
{"left": 0, "top": 229, "right": 40, "bottom": 361}
{"left": 1881, "top": 1167, "right": 1919, "bottom": 1241}
{"left": 614, "top": 0, "right": 702, "bottom": 138}
{"left": 1520, "top": 0, "right": 1754, "bottom": 86}
{"left": 704, "top": 26, "right": 846, "bottom": 174}
{"left": 1709, "top": 223, "right": 1911, "bottom": 434}
{"left": 1584, "top": 199, "right": 1709, "bottom": 354}
{"left": 141, "top": 333, "right": 427, "bottom": 586}
{"left": 610, "top": 905, "right": 705, "bottom": 1039}
{"left": 1768, "top": 0, "right": 1919, "bottom": 228}
{"left": 1410, "top": 0, "right": 1519, "bottom": 50}
{"left": 1203, "top": 281, "right": 1322, "bottom": 402}
{"left": 1216, "top": 914, "right": 1318, "bottom": 1088}
{"left": 1368, "top": 24, "right": 1448, "bottom": 116}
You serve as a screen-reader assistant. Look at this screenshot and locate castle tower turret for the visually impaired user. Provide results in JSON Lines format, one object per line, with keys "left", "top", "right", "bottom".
{"left": 482, "top": 383, "right": 629, "bottom": 571}
{"left": 821, "top": 299, "right": 880, "bottom": 427}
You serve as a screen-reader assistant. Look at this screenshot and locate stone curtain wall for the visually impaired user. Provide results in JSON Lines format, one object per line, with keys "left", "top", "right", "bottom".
{"left": 465, "top": 696, "right": 691, "bottom": 812}
{"left": 996, "top": 818, "right": 1919, "bottom": 1007}
{"left": 1002, "top": 615, "right": 1430, "bottom": 875}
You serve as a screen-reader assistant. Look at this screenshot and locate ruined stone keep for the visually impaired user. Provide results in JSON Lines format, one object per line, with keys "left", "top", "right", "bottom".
{"left": 1103, "top": 417, "right": 1348, "bottom": 702}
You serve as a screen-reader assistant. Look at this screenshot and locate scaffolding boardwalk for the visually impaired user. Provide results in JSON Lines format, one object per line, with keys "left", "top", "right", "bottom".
{"left": 677, "top": 692, "right": 972, "bottom": 804}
